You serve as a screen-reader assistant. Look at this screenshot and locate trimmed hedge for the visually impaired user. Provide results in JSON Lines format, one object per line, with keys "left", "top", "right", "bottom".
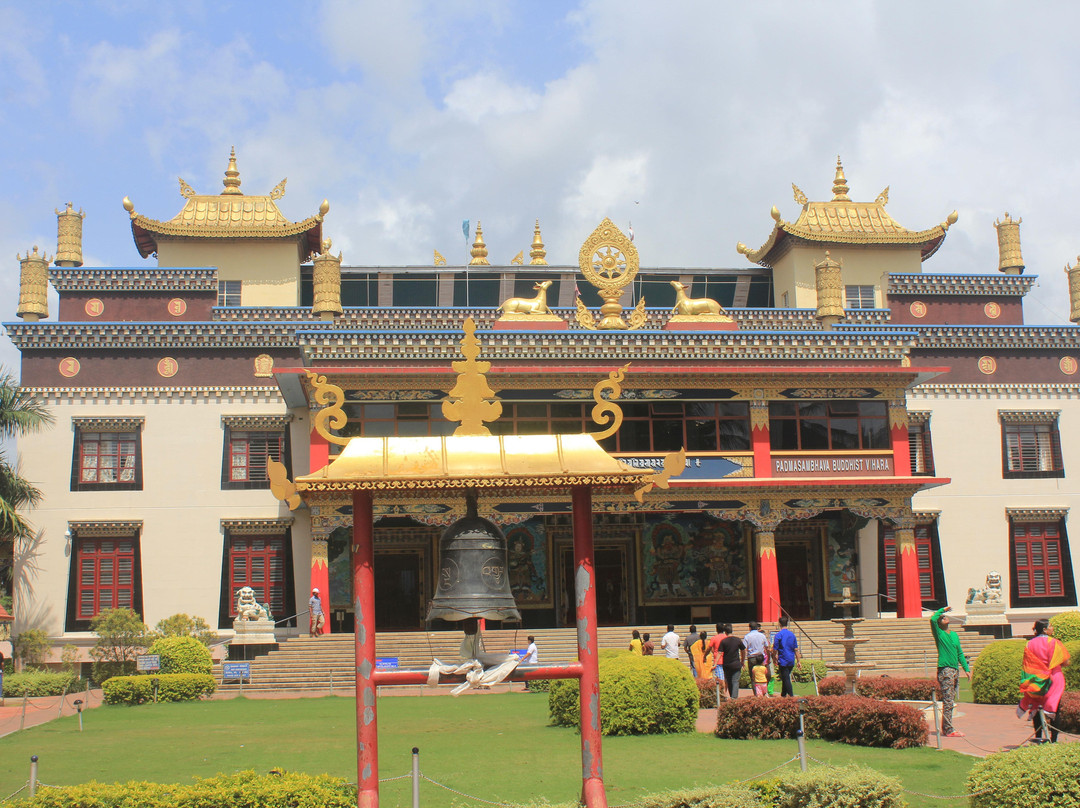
{"left": 147, "top": 635, "right": 212, "bottom": 675}
{"left": 714, "top": 695, "right": 927, "bottom": 748}
{"left": 0, "top": 670, "right": 86, "bottom": 698}
{"left": 102, "top": 673, "right": 215, "bottom": 704}
{"left": 967, "top": 741, "right": 1080, "bottom": 808}
{"left": 1053, "top": 691, "right": 1080, "bottom": 734}
{"left": 1050, "top": 610, "right": 1080, "bottom": 643}
{"left": 818, "top": 675, "right": 939, "bottom": 700}
{"left": 549, "top": 653, "right": 698, "bottom": 735}
{"left": 971, "top": 638, "right": 1080, "bottom": 704}
{"left": 766, "top": 764, "right": 905, "bottom": 808}
{"left": 17, "top": 770, "right": 354, "bottom": 808}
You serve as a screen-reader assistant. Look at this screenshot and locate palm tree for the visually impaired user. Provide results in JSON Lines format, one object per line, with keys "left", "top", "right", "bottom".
{"left": 0, "top": 367, "right": 53, "bottom": 603}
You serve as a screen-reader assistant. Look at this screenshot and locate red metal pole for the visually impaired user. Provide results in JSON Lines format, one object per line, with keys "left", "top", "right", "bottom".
{"left": 572, "top": 485, "right": 607, "bottom": 808}
{"left": 352, "top": 490, "right": 378, "bottom": 808}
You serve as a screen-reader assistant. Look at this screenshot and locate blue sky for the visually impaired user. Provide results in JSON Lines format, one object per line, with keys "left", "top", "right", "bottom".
{"left": 4, "top": 0, "right": 1080, "bottom": 381}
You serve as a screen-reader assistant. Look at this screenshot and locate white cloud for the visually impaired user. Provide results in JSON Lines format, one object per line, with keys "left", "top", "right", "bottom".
{"left": 562, "top": 153, "right": 649, "bottom": 222}
{"left": 443, "top": 72, "right": 541, "bottom": 124}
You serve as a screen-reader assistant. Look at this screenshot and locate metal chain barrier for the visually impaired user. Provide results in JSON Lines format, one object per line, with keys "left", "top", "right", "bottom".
{"left": 420, "top": 773, "right": 515, "bottom": 807}
{"left": 733, "top": 755, "right": 800, "bottom": 784}
{"left": 0, "top": 783, "right": 27, "bottom": 804}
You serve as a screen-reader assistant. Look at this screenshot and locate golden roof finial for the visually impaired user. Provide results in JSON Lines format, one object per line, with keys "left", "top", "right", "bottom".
{"left": 831, "top": 156, "right": 850, "bottom": 202}
{"left": 311, "top": 237, "right": 343, "bottom": 320}
{"left": 434, "top": 249, "right": 447, "bottom": 266}
{"left": 529, "top": 219, "right": 548, "bottom": 265}
{"left": 442, "top": 318, "right": 502, "bottom": 435}
{"left": 17, "top": 245, "right": 50, "bottom": 321}
{"left": 222, "top": 147, "right": 242, "bottom": 195}
{"left": 55, "top": 202, "right": 85, "bottom": 267}
{"left": 994, "top": 212, "right": 1025, "bottom": 274}
{"left": 469, "top": 221, "right": 491, "bottom": 266}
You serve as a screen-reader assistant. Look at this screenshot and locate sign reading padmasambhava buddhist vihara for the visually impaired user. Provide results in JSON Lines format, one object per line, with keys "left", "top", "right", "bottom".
{"left": 772, "top": 454, "right": 893, "bottom": 477}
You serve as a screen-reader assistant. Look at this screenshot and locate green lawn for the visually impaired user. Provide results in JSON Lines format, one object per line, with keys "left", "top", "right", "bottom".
{"left": 1, "top": 694, "right": 975, "bottom": 808}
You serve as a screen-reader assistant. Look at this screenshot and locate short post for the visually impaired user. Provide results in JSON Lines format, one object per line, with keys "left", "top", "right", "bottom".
{"left": 796, "top": 698, "right": 808, "bottom": 772}
{"left": 1036, "top": 706, "right": 1046, "bottom": 742}
{"left": 74, "top": 699, "right": 84, "bottom": 732}
{"left": 20, "top": 694, "right": 28, "bottom": 731}
{"left": 58, "top": 681, "right": 71, "bottom": 718}
{"left": 29, "top": 756, "right": 38, "bottom": 799}
{"left": 931, "top": 691, "right": 941, "bottom": 749}
{"left": 152, "top": 678, "right": 159, "bottom": 704}
{"left": 330, "top": 668, "right": 334, "bottom": 694}
{"left": 411, "top": 746, "right": 420, "bottom": 808}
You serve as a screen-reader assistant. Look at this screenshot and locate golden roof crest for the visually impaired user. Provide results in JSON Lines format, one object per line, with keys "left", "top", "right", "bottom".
{"left": 442, "top": 318, "right": 502, "bottom": 435}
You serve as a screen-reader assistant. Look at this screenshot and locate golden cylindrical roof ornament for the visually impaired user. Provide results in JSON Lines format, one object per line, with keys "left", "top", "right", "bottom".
{"left": 17, "top": 246, "right": 50, "bottom": 321}
{"left": 814, "top": 251, "right": 844, "bottom": 329}
{"left": 1066, "top": 258, "right": 1080, "bottom": 324}
{"left": 55, "top": 202, "right": 85, "bottom": 267}
{"left": 311, "top": 238, "right": 343, "bottom": 320}
{"left": 995, "top": 212, "right": 1024, "bottom": 274}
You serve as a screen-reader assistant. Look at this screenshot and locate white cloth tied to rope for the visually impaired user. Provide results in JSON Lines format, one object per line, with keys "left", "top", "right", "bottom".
{"left": 426, "top": 629, "right": 521, "bottom": 695}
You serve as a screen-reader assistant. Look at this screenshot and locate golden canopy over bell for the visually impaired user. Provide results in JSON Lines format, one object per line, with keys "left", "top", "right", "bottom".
{"left": 427, "top": 491, "right": 521, "bottom": 623}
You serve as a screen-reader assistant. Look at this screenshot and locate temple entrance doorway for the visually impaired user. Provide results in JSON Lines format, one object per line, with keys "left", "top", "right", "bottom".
{"left": 776, "top": 539, "right": 815, "bottom": 620}
{"left": 557, "top": 543, "right": 631, "bottom": 626}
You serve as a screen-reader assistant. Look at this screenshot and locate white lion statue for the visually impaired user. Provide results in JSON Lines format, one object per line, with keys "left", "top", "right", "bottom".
{"left": 236, "top": 586, "right": 270, "bottom": 621}
{"left": 965, "top": 571, "right": 1004, "bottom": 605}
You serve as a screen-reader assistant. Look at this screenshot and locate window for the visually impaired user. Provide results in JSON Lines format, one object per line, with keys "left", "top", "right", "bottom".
{"left": 217, "top": 280, "right": 241, "bottom": 307}
{"left": 1012, "top": 521, "right": 1067, "bottom": 600}
{"left": 769, "top": 400, "right": 889, "bottom": 451}
{"left": 71, "top": 420, "right": 143, "bottom": 491}
{"left": 1001, "top": 413, "right": 1063, "bottom": 478}
{"left": 227, "top": 535, "right": 287, "bottom": 618}
{"left": 909, "top": 414, "right": 935, "bottom": 476}
{"left": 879, "top": 521, "right": 945, "bottom": 610}
{"left": 845, "top": 285, "right": 876, "bottom": 309}
{"left": 221, "top": 421, "right": 287, "bottom": 489}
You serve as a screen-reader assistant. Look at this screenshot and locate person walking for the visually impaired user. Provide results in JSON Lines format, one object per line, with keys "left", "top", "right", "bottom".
{"left": 661, "top": 625, "right": 680, "bottom": 659}
{"left": 750, "top": 659, "right": 770, "bottom": 697}
{"left": 718, "top": 624, "right": 746, "bottom": 699}
{"left": 743, "top": 620, "right": 768, "bottom": 670}
{"left": 641, "top": 633, "right": 655, "bottom": 655}
{"left": 684, "top": 624, "right": 698, "bottom": 675}
{"left": 309, "top": 588, "right": 325, "bottom": 637}
{"left": 1018, "top": 618, "right": 1071, "bottom": 742}
{"left": 689, "top": 630, "right": 711, "bottom": 682}
{"left": 628, "top": 629, "right": 643, "bottom": 654}
{"left": 930, "top": 605, "right": 970, "bottom": 737}
{"left": 771, "top": 615, "right": 802, "bottom": 697}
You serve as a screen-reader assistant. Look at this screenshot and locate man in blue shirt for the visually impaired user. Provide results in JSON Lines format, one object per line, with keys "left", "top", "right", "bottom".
{"left": 771, "top": 615, "right": 802, "bottom": 697}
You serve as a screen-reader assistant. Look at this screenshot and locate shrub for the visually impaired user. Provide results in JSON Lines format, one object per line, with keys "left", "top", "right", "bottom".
{"left": 967, "top": 741, "right": 1080, "bottom": 808}
{"left": 1065, "top": 640, "right": 1080, "bottom": 692}
{"left": 153, "top": 613, "right": 217, "bottom": 646}
{"left": 549, "top": 653, "right": 698, "bottom": 735}
{"left": 632, "top": 784, "right": 764, "bottom": 808}
{"left": 819, "top": 675, "right": 939, "bottom": 700}
{"left": 697, "top": 677, "right": 723, "bottom": 708}
{"left": 791, "top": 659, "right": 829, "bottom": 684}
{"left": 714, "top": 695, "right": 927, "bottom": 748}
{"left": 102, "top": 673, "right": 216, "bottom": 704}
{"left": 2, "top": 670, "right": 85, "bottom": 697}
{"left": 12, "top": 627, "right": 51, "bottom": 668}
{"left": 525, "top": 678, "right": 551, "bottom": 693}
{"left": 771, "top": 764, "right": 905, "bottom": 808}
{"left": 147, "top": 636, "right": 212, "bottom": 675}
{"left": 90, "top": 607, "right": 149, "bottom": 683}
{"left": 18, "top": 770, "right": 355, "bottom": 808}
{"left": 970, "top": 639, "right": 1025, "bottom": 704}
{"left": 1050, "top": 610, "right": 1080, "bottom": 643}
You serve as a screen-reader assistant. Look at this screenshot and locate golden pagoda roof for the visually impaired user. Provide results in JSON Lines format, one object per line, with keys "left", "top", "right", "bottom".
{"left": 293, "top": 433, "right": 651, "bottom": 496}
{"left": 123, "top": 148, "right": 328, "bottom": 258}
{"left": 737, "top": 158, "right": 958, "bottom": 267}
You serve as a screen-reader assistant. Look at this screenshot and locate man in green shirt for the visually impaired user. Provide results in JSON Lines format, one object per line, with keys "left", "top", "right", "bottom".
{"left": 930, "top": 605, "right": 971, "bottom": 737}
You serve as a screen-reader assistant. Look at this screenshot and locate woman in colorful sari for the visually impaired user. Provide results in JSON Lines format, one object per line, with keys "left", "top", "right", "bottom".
{"left": 1018, "top": 618, "right": 1071, "bottom": 743}
{"left": 690, "top": 631, "right": 713, "bottom": 679}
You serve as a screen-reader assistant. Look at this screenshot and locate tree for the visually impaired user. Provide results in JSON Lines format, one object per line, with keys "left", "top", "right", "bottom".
{"left": 0, "top": 368, "right": 53, "bottom": 601}
{"left": 12, "top": 627, "right": 50, "bottom": 669}
{"left": 90, "top": 607, "right": 149, "bottom": 683}
{"left": 154, "top": 613, "right": 217, "bottom": 646}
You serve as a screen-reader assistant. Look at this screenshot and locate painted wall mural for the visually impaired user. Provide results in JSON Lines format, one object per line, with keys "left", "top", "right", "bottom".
{"left": 824, "top": 512, "right": 867, "bottom": 601}
{"left": 505, "top": 518, "right": 552, "bottom": 607}
{"left": 640, "top": 514, "right": 751, "bottom": 603}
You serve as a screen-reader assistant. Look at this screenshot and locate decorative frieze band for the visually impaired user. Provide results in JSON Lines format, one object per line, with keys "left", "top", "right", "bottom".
{"left": 912, "top": 510, "right": 940, "bottom": 524}
{"left": 887, "top": 273, "right": 1036, "bottom": 297}
{"left": 48, "top": 266, "right": 219, "bottom": 292}
{"left": 221, "top": 518, "right": 294, "bottom": 535}
{"left": 998, "top": 410, "right": 1060, "bottom": 423}
{"left": 72, "top": 416, "right": 145, "bottom": 432}
{"left": 69, "top": 520, "right": 142, "bottom": 537}
{"left": 1006, "top": 508, "right": 1069, "bottom": 523}
{"left": 907, "top": 411, "right": 931, "bottom": 425}
{"left": 221, "top": 414, "right": 289, "bottom": 431}
{"left": 908, "top": 384, "right": 1080, "bottom": 399}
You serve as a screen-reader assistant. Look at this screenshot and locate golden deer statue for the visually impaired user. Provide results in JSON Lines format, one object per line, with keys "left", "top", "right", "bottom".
{"left": 670, "top": 280, "right": 727, "bottom": 316}
{"left": 500, "top": 280, "right": 553, "bottom": 315}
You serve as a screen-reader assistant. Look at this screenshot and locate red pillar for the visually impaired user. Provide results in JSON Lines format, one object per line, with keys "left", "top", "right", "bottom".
{"left": 310, "top": 427, "right": 331, "bottom": 629}
{"left": 754, "top": 528, "right": 780, "bottom": 622}
{"left": 572, "top": 485, "right": 607, "bottom": 808}
{"left": 751, "top": 403, "right": 771, "bottom": 478}
{"left": 894, "top": 526, "right": 922, "bottom": 618}
{"left": 891, "top": 420, "right": 911, "bottom": 477}
{"left": 352, "top": 490, "right": 378, "bottom": 808}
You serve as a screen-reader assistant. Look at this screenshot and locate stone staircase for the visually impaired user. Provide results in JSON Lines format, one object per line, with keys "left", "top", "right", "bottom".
{"left": 215, "top": 618, "right": 999, "bottom": 692}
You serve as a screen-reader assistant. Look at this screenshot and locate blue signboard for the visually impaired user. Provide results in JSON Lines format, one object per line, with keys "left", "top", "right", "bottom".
{"left": 375, "top": 657, "right": 399, "bottom": 670}
{"left": 136, "top": 654, "right": 160, "bottom": 672}
{"left": 616, "top": 455, "right": 743, "bottom": 480}
{"left": 222, "top": 662, "right": 251, "bottom": 680}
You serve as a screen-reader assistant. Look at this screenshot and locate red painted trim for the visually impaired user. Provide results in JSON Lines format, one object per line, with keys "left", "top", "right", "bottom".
{"left": 752, "top": 426, "right": 771, "bottom": 478}
{"left": 891, "top": 424, "right": 911, "bottom": 478}
{"left": 352, "top": 491, "right": 378, "bottom": 808}
{"left": 275, "top": 364, "right": 949, "bottom": 378}
{"left": 756, "top": 549, "right": 780, "bottom": 623}
{"left": 667, "top": 476, "right": 951, "bottom": 489}
{"left": 895, "top": 543, "right": 923, "bottom": 618}
{"left": 573, "top": 486, "right": 607, "bottom": 808}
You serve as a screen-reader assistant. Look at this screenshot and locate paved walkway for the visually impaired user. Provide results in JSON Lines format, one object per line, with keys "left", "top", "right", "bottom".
{"left": 0, "top": 689, "right": 105, "bottom": 738}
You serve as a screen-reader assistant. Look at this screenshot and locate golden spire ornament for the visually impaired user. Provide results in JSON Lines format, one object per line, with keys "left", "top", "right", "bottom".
{"left": 831, "top": 156, "right": 850, "bottom": 202}
{"left": 469, "top": 222, "right": 491, "bottom": 266}
{"left": 222, "top": 147, "right": 242, "bottom": 195}
{"left": 529, "top": 219, "right": 548, "bottom": 264}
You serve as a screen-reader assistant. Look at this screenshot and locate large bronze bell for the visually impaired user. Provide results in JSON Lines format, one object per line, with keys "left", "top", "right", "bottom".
{"left": 427, "top": 491, "right": 521, "bottom": 622}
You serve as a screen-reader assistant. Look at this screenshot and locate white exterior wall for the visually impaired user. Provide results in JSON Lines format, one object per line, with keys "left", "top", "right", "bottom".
{"left": 907, "top": 386, "right": 1080, "bottom": 625}
{"left": 13, "top": 387, "right": 301, "bottom": 639}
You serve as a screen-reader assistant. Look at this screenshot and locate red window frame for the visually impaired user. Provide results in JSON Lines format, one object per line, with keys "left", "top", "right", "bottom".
{"left": 882, "top": 525, "right": 935, "bottom": 602}
{"left": 228, "top": 535, "right": 286, "bottom": 618}
{"left": 76, "top": 537, "right": 136, "bottom": 620}
{"left": 79, "top": 431, "right": 137, "bottom": 484}
{"left": 228, "top": 431, "right": 284, "bottom": 483}
{"left": 1012, "top": 522, "right": 1065, "bottom": 598}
